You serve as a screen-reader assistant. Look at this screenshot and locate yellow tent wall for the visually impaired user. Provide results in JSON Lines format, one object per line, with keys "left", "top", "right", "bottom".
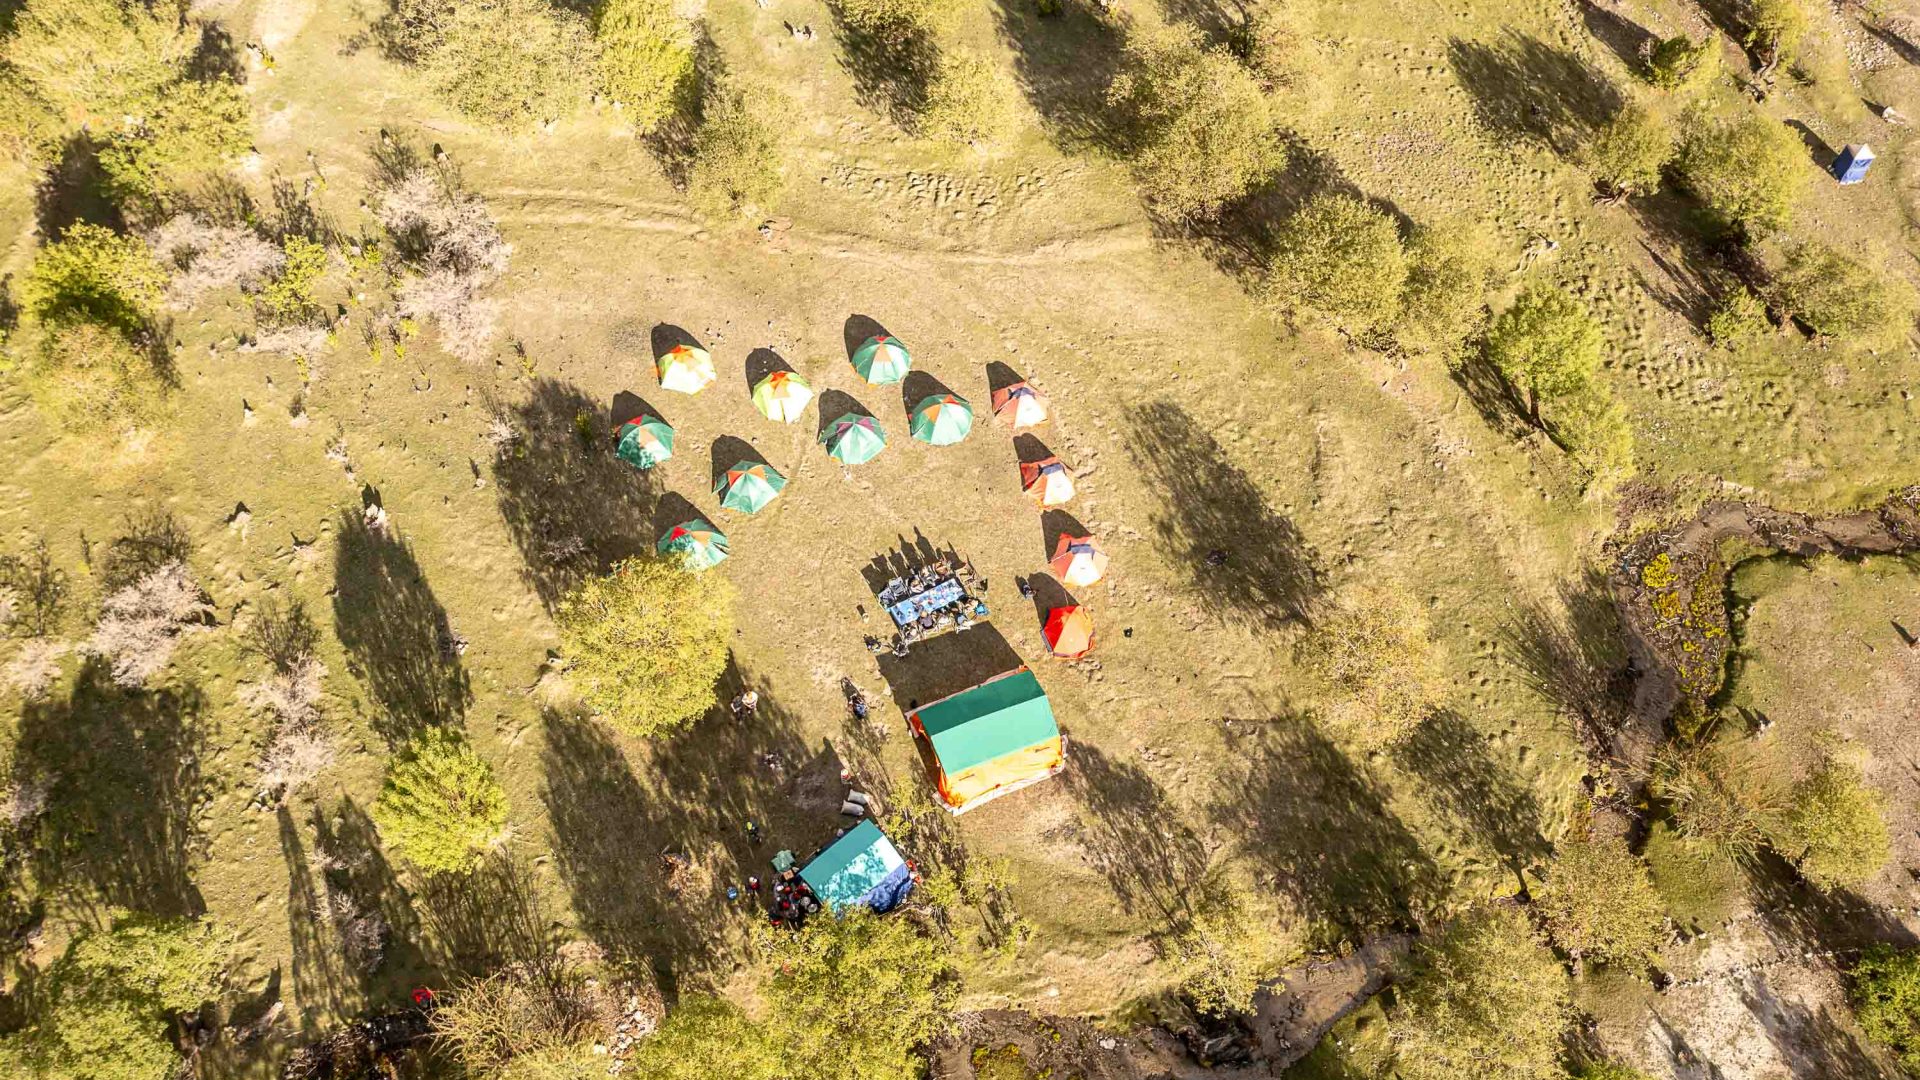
{"left": 936, "top": 737, "right": 1065, "bottom": 810}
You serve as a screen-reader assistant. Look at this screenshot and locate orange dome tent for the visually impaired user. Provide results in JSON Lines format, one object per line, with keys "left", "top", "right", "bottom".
{"left": 1019, "top": 456, "right": 1075, "bottom": 507}
{"left": 1043, "top": 605, "right": 1094, "bottom": 658}
{"left": 991, "top": 381, "right": 1049, "bottom": 428}
{"left": 1049, "top": 534, "right": 1108, "bottom": 587}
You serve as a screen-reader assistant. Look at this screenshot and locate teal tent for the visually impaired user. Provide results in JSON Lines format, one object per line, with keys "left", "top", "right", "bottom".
{"left": 797, "top": 820, "right": 914, "bottom": 913}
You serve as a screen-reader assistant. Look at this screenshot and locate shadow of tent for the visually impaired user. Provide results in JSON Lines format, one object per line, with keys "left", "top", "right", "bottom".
{"left": 815, "top": 388, "right": 875, "bottom": 438}
{"left": 843, "top": 314, "right": 892, "bottom": 358}
{"left": 1039, "top": 509, "right": 1089, "bottom": 562}
{"left": 899, "top": 370, "right": 954, "bottom": 415}
{"left": 611, "top": 390, "right": 664, "bottom": 428}
{"left": 744, "top": 347, "right": 793, "bottom": 389}
{"left": 650, "top": 323, "right": 701, "bottom": 358}
{"left": 984, "top": 360, "right": 1024, "bottom": 396}
{"left": 1027, "top": 573, "right": 1078, "bottom": 626}
{"left": 1011, "top": 432, "right": 1054, "bottom": 466}
{"left": 709, "top": 435, "right": 769, "bottom": 491}
{"left": 652, "top": 491, "right": 707, "bottom": 535}
{"left": 873, "top": 621, "right": 1026, "bottom": 716}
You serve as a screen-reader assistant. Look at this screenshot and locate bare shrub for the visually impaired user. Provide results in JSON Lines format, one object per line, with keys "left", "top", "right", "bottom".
{"left": 146, "top": 214, "right": 286, "bottom": 307}
{"left": 243, "top": 323, "right": 332, "bottom": 358}
{"left": 88, "top": 560, "right": 211, "bottom": 688}
{"left": 242, "top": 601, "right": 334, "bottom": 800}
{"left": 377, "top": 167, "right": 511, "bottom": 360}
{"left": 2, "top": 773, "right": 52, "bottom": 831}
{"left": 325, "top": 890, "right": 389, "bottom": 972}
{"left": 4, "top": 639, "right": 70, "bottom": 700}
{"left": 0, "top": 537, "right": 68, "bottom": 637}
{"left": 241, "top": 655, "right": 327, "bottom": 730}
{"left": 259, "top": 722, "right": 337, "bottom": 800}
{"left": 396, "top": 269, "right": 501, "bottom": 362}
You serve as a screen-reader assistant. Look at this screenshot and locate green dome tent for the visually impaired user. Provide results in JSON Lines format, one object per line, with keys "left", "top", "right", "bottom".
{"left": 714, "top": 461, "right": 787, "bottom": 514}
{"left": 820, "top": 413, "right": 886, "bottom": 465}
{"left": 850, "top": 335, "right": 912, "bottom": 385}
{"left": 910, "top": 394, "right": 973, "bottom": 446}
{"left": 614, "top": 414, "right": 674, "bottom": 470}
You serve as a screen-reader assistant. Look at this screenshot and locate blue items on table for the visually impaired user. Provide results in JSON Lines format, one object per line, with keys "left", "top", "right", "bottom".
{"left": 886, "top": 577, "right": 965, "bottom": 626}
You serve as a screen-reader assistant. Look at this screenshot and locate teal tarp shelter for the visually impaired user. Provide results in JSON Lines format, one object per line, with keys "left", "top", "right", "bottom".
{"left": 796, "top": 820, "right": 914, "bottom": 913}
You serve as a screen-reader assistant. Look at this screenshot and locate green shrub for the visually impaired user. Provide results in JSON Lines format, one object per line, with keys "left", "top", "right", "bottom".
{"left": 96, "top": 78, "right": 251, "bottom": 210}
{"left": 1167, "top": 888, "right": 1272, "bottom": 1017}
{"left": 1264, "top": 192, "right": 1407, "bottom": 333}
{"left": 256, "top": 236, "right": 329, "bottom": 326}
{"left": 687, "top": 82, "right": 790, "bottom": 219}
{"left": 1675, "top": 107, "right": 1807, "bottom": 235}
{"left": 1745, "top": 0, "right": 1809, "bottom": 71}
{"left": 832, "top": 0, "right": 962, "bottom": 39}
{"left": 1484, "top": 282, "right": 1604, "bottom": 429}
{"left": 1537, "top": 825, "right": 1665, "bottom": 968}
{"left": 594, "top": 0, "right": 695, "bottom": 133}
{"left": 0, "top": 62, "right": 62, "bottom": 163}
{"left": 555, "top": 555, "right": 735, "bottom": 736}
{"left": 1776, "top": 752, "right": 1890, "bottom": 890}
{"left": 1554, "top": 381, "right": 1635, "bottom": 482}
{"left": 22, "top": 223, "right": 165, "bottom": 333}
{"left": 919, "top": 49, "right": 1021, "bottom": 145}
{"left": 25, "top": 321, "right": 168, "bottom": 433}
{"left": 1227, "top": 4, "right": 1312, "bottom": 90}
{"left": 1387, "top": 905, "right": 1571, "bottom": 1080}
{"left": 1397, "top": 220, "right": 1492, "bottom": 360}
{"left": 372, "top": 727, "right": 510, "bottom": 874}
{"left": 1774, "top": 242, "right": 1917, "bottom": 348}
{"left": 426, "top": 0, "right": 594, "bottom": 129}
{"left": 1706, "top": 286, "right": 1771, "bottom": 349}
{"left": 432, "top": 961, "right": 602, "bottom": 1074}
{"left": 4, "top": 0, "right": 197, "bottom": 126}
{"left": 1106, "top": 27, "right": 1286, "bottom": 220}
{"left": 1650, "top": 740, "right": 1785, "bottom": 862}
{"left": 626, "top": 997, "right": 777, "bottom": 1080}
{"left": 1299, "top": 583, "right": 1447, "bottom": 751}
{"left": 1851, "top": 945, "right": 1920, "bottom": 1072}
{"left": 759, "top": 909, "right": 958, "bottom": 1079}
{"left": 1584, "top": 103, "right": 1672, "bottom": 198}
{"left": 1645, "top": 35, "right": 1719, "bottom": 92}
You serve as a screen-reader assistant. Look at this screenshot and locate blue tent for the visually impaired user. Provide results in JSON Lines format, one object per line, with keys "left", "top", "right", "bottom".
{"left": 797, "top": 820, "right": 914, "bottom": 913}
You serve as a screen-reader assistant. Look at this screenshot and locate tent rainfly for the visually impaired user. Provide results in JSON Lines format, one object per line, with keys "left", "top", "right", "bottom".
{"left": 910, "top": 394, "right": 973, "bottom": 446}
{"left": 752, "top": 370, "right": 814, "bottom": 423}
{"left": 797, "top": 819, "right": 915, "bottom": 913}
{"left": 990, "top": 381, "right": 1049, "bottom": 428}
{"left": 614, "top": 413, "right": 674, "bottom": 470}
{"left": 851, "top": 335, "right": 912, "bottom": 385}
{"left": 1049, "top": 534, "right": 1108, "bottom": 587}
{"left": 656, "top": 518, "right": 729, "bottom": 570}
{"left": 820, "top": 412, "right": 887, "bottom": 465}
{"left": 1020, "top": 456, "right": 1075, "bottom": 507}
{"left": 656, "top": 344, "right": 716, "bottom": 395}
{"left": 909, "top": 667, "right": 1064, "bottom": 813}
{"left": 1043, "top": 605, "right": 1094, "bottom": 659}
{"left": 714, "top": 461, "right": 787, "bottom": 514}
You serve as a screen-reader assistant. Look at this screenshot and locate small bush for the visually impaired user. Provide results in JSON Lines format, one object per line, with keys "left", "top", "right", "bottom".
{"left": 594, "top": 0, "right": 695, "bottom": 133}
{"left": 687, "top": 82, "right": 790, "bottom": 219}
{"left": 832, "top": 0, "right": 962, "bottom": 38}
{"left": 1706, "top": 286, "right": 1771, "bottom": 349}
{"left": 1645, "top": 35, "right": 1719, "bottom": 92}
{"left": 1264, "top": 192, "right": 1407, "bottom": 333}
{"left": 256, "top": 236, "right": 329, "bottom": 326}
{"left": 5, "top": 0, "right": 198, "bottom": 125}
{"left": 1650, "top": 740, "right": 1786, "bottom": 862}
{"left": 919, "top": 49, "right": 1021, "bottom": 145}
{"left": 1227, "top": 4, "right": 1312, "bottom": 90}
{"left": 555, "top": 556, "right": 735, "bottom": 736}
{"left": 374, "top": 0, "right": 454, "bottom": 64}
{"left": 373, "top": 726, "right": 510, "bottom": 874}
{"left": 1537, "top": 824, "right": 1666, "bottom": 968}
{"left": 1584, "top": 103, "right": 1672, "bottom": 198}
{"left": 1644, "top": 818, "right": 1743, "bottom": 930}
{"left": 1397, "top": 220, "right": 1492, "bottom": 360}
{"left": 1851, "top": 945, "right": 1920, "bottom": 1072}
{"left": 1774, "top": 242, "right": 1917, "bottom": 348}
{"left": 377, "top": 167, "right": 511, "bottom": 359}
{"left": 1745, "top": 0, "right": 1809, "bottom": 71}
{"left": 1167, "top": 888, "right": 1272, "bottom": 1017}
{"left": 1777, "top": 752, "right": 1890, "bottom": 890}
{"left": 1387, "top": 905, "right": 1571, "bottom": 1080}
{"left": 25, "top": 321, "right": 169, "bottom": 434}
{"left": 4, "top": 639, "right": 70, "bottom": 700}
{"left": 146, "top": 214, "right": 285, "bottom": 307}
{"left": 1299, "top": 583, "right": 1447, "bottom": 751}
{"left": 1675, "top": 107, "right": 1807, "bottom": 235}
{"left": 1485, "top": 282, "right": 1605, "bottom": 429}
{"left": 426, "top": 0, "right": 594, "bottom": 129}
{"left": 432, "top": 961, "right": 603, "bottom": 1073}
{"left": 1107, "top": 27, "right": 1286, "bottom": 220}
{"left": 22, "top": 223, "right": 166, "bottom": 334}
{"left": 96, "top": 78, "right": 252, "bottom": 211}
{"left": 1554, "top": 381, "right": 1635, "bottom": 482}
{"left": 87, "top": 560, "right": 209, "bottom": 688}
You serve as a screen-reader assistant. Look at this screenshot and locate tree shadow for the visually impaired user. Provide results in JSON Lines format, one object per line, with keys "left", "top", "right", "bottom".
{"left": 1784, "top": 119, "right": 1839, "bottom": 171}
{"left": 493, "top": 378, "right": 659, "bottom": 608}
{"left": 331, "top": 504, "right": 471, "bottom": 744}
{"left": 873, "top": 622, "right": 1025, "bottom": 715}
{"left": 1652, "top": 1011, "right": 1734, "bottom": 1080}
{"left": 815, "top": 388, "right": 875, "bottom": 436}
{"left": 280, "top": 805, "right": 354, "bottom": 1025}
{"left": 1124, "top": 400, "right": 1320, "bottom": 628}
{"left": 744, "top": 347, "right": 793, "bottom": 388}
{"left": 1576, "top": 0, "right": 1657, "bottom": 75}
{"left": 1864, "top": 22, "right": 1920, "bottom": 68}
{"left": 1062, "top": 741, "right": 1209, "bottom": 925}
{"left": 709, "top": 435, "right": 767, "bottom": 492}
{"left": 828, "top": 10, "right": 941, "bottom": 130}
{"left": 34, "top": 134, "right": 119, "bottom": 240}
{"left": 10, "top": 660, "right": 206, "bottom": 922}
{"left": 843, "top": 314, "right": 892, "bottom": 358}
{"left": 1447, "top": 32, "right": 1623, "bottom": 157}
{"left": 900, "top": 369, "right": 956, "bottom": 414}
{"left": 1744, "top": 852, "right": 1919, "bottom": 956}
{"left": 189, "top": 20, "right": 246, "bottom": 83}
{"left": 311, "top": 797, "right": 427, "bottom": 988}
{"left": 652, "top": 491, "right": 707, "bottom": 538}
{"left": 1211, "top": 714, "right": 1441, "bottom": 937}
{"left": 1181, "top": 137, "right": 1366, "bottom": 282}
{"left": 1497, "top": 570, "right": 1631, "bottom": 753}
{"left": 1739, "top": 972, "right": 1898, "bottom": 1080}
{"left": 1156, "top": 0, "right": 1249, "bottom": 46}
{"left": 989, "top": 0, "right": 1129, "bottom": 153}
{"left": 100, "top": 510, "right": 195, "bottom": 591}
{"left": 414, "top": 851, "right": 557, "bottom": 977}
{"left": 1389, "top": 710, "right": 1547, "bottom": 871}
{"left": 1449, "top": 346, "right": 1533, "bottom": 437}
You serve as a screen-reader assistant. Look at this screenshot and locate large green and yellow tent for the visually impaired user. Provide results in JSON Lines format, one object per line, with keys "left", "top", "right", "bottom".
{"left": 910, "top": 394, "right": 972, "bottom": 446}
{"left": 656, "top": 518, "right": 729, "bottom": 570}
{"left": 752, "top": 370, "right": 814, "bottom": 423}
{"left": 656, "top": 344, "right": 716, "bottom": 394}
{"left": 820, "top": 413, "right": 886, "bottom": 465}
{"left": 614, "top": 413, "right": 674, "bottom": 470}
{"left": 850, "top": 335, "right": 911, "bottom": 384}
{"left": 908, "top": 668, "right": 1064, "bottom": 813}
{"left": 714, "top": 461, "right": 786, "bottom": 514}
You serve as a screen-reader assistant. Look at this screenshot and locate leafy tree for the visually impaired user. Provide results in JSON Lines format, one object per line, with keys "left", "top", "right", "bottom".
{"left": 1584, "top": 103, "right": 1672, "bottom": 198}
{"left": 1106, "top": 27, "right": 1286, "bottom": 220}
{"left": 1536, "top": 824, "right": 1665, "bottom": 968}
{"left": 3, "top": 0, "right": 197, "bottom": 127}
{"left": 21, "top": 223, "right": 165, "bottom": 334}
{"left": 625, "top": 996, "right": 778, "bottom": 1080}
{"left": 372, "top": 726, "right": 509, "bottom": 874}
{"left": 1299, "top": 583, "right": 1447, "bottom": 751}
{"left": 1675, "top": 107, "right": 1806, "bottom": 235}
{"left": 256, "top": 236, "right": 329, "bottom": 326}
{"left": 594, "top": 0, "right": 695, "bottom": 133}
{"left": 1745, "top": 0, "right": 1809, "bottom": 74}
{"left": 0, "top": 914, "right": 225, "bottom": 1080}
{"left": 1484, "top": 282, "right": 1603, "bottom": 429}
{"left": 1776, "top": 752, "right": 1889, "bottom": 890}
{"left": 1397, "top": 220, "right": 1492, "bottom": 360}
{"left": 96, "top": 78, "right": 251, "bottom": 210}
{"left": 426, "top": 0, "right": 594, "bottom": 129}
{"left": 1387, "top": 905, "right": 1571, "bottom": 1080}
{"left": 1553, "top": 381, "right": 1635, "bottom": 482}
{"left": 1227, "top": 3, "right": 1312, "bottom": 90}
{"left": 1706, "top": 285, "right": 1771, "bottom": 350}
{"left": 556, "top": 555, "right": 734, "bottom": 735}
{"left": 1645, "top": 35, "right": 1719, "bottom": 92}
{"left": 1264, "top": 192, "right": 1408, "bottom": 333}
{"left": 1166, "top": 886, "right": 1273, "bottom": 1017}
{"left": 0, "top": 62, "right": 63, "bottom": 163}
{"left": 1774, "top": 242, "right": 1916, "bottom": 348}
{"left": 919, "top": 48, "right": 1021, "bottom": 145}
{"left": 25, "top": 321, "right": 169, "bottom": 433}
{"left": 687, "top": 82, "right": 790, "bottom": 219}
{"left": 1851, "top": 945, "right": 1920, "bottom": 1072}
